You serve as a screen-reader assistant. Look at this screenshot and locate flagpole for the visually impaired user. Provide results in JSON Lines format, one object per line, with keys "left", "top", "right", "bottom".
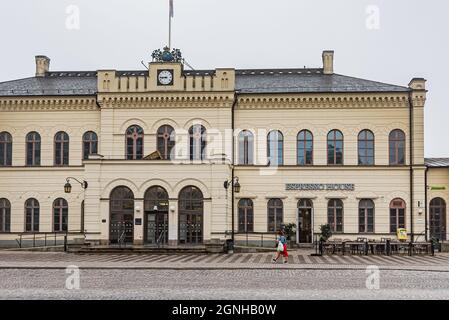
{"left": 168, "top": 0, "right": 172, "bottom": 49}
{"left": 169, "top": 8, "right": 171, "bottom": 49}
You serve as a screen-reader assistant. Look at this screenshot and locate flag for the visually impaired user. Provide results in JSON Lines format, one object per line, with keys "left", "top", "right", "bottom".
{"left": 169, "top": 0, "right": 174, "bottom": 18}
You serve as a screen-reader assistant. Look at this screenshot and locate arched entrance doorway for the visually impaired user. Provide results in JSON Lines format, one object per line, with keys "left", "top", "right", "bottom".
{"left": 430, "top": 198, "right": 446, "bottom": 241}
{"left": 179, "top": 186, "right": 204, "bottom": 245}
{"left": 144, "top": 186, "right": 169, "bottom": 245}
{"left": 109, "top": 186, "right": 134, "bottom": 244}
{"left": 297, "top": 199, "right": 313, "bottom": 243}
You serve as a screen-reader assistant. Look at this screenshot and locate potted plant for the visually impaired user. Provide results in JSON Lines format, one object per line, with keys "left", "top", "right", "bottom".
{"left": 283, "top": 223, "right": 297, "bottom": 245}
{"left": 319, "top": 224, "right": 332, "bottom": 242}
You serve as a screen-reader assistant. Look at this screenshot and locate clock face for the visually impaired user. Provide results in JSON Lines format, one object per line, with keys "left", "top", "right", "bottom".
{"left": 158, "top": 70, "right": 173, "bottom": 86}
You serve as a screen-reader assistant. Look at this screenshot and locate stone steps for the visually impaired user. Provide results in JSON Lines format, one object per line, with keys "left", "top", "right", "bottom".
{"left": 72, "top": 245, "right": 213, "bottom": 255}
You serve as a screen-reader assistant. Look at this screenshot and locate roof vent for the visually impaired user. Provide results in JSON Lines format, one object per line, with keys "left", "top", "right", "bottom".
{"left": 35, "top": 55, "right": 50, "bottom": 77}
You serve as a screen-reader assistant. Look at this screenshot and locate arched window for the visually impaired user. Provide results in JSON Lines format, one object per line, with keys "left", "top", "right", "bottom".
{"left": 327, "top": 130, "right": 344, "bottom": 165}
{"left": 109, "top": 186, "right": 135, "bottom": 243}
{"left": 157, "top": 125, "right": 175, "bottom": 160}
{"left": 0, "top": 198, "right": 11, "bottom": 233}
{"left": 189, "top": 125, "right": 206, "bottom": 161}
{"left": 389, "top": 129, "right": 405, "bottom": 165}
{"left": 359, "top": 199, "right": 375, "bottom": 233}
{"left": 179, "top": 186, "right": 204, "bottom": 244}
{"left": 390, "top": 198, "right": 406, "bottom": 233}
{"left": 238, "top": 199, "right": 254, "bottom": 233}
{"left": 297, "top": 130, "right": 313, "bottom": 165}
{"left": 238, "top": 130, "right": 254, "bottom": 165}
{"left": 267, "top": 198, "right": 283, "bottom": 232}
{"left": 358, "top": 130, "right": 375, "bottom": 165}
{"left": 53, "top": 198, "right": 68, "bottom": 232}
{"left": 54, "top": 131, "right": 69, "bottom": 166}
{"left": 26, "top": 132, "right": 41, "bottom": 166}
{"left": 144, "top": 186, "right": 169, "bottom": 244}
{"left": 144, "top": 186, "right": 169, "bottom": 212}
{"left": 328, "top": 199, "right": 344, "bottom": 232}
{"left": 25, "top": 198, "right": 39, "bottom": 232}
{"left": 267, "top": 130, "right": 283, "bottom": 166}
{"left": 430, "top": 198, "right": 446, "bottom": 241}
{"left": 83, "top": 131, "right": 98, "bottom": 160}
{"left": 126, "top": 125, "right": 144, "bottom": 160}
{"left": 0, "top": 132, "right": 12, "bottom": 166}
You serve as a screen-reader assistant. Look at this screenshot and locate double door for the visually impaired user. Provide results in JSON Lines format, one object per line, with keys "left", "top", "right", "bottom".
{"left": 145, "top": 211, "right": 168, "bottom": 245}
{"left": 179, "top": 212, "right": 203, "bottom": 245}
{"left": 110, "top": 213, "right": 134, "bottom": 244}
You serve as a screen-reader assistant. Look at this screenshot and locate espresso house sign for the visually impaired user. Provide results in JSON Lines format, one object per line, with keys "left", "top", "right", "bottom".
{"left": 286, "top": 183, "right": 355, "bottom": 191}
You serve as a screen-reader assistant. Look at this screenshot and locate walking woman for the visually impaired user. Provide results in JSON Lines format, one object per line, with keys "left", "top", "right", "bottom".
{"left": 272, "top": 230, "right": 288, "bottom": 264}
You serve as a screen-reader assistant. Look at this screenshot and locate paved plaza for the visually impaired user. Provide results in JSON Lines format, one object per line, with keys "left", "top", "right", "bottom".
{"left": 0, "top": 250, "right": 448, "bottom": 271}
{"left": 0, "top": 251, "right": 449, "bottom": 299}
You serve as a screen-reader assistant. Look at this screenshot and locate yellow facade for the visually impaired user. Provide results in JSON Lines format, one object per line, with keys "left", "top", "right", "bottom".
{"left": 0, "top": 50, "right": 447, "bottom": 248}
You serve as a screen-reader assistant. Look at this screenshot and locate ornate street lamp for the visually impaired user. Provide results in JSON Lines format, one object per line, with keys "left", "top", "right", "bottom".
{"left": 64, "top": 177, "right": 88, "bottom": 194}
{"left": 224, "top": 177, "right": 240, "bottom": 193}
{"left": 224, "top": 177, "right": 241, "bottom": 249}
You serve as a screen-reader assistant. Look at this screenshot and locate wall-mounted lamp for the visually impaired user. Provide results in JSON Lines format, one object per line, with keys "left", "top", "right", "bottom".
{"left": 224, "top": 177, "right": 241, "bottom": 193}
{"left": 64, "top": 177, "right": 88, "bottom": 194}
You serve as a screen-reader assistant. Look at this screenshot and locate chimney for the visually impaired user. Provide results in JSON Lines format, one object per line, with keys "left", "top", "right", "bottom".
{"left": 322, "top": 50, "right": 334, "bottom": 75}
{"left": 35, "top": 55, "right": 50, "bottom": 77}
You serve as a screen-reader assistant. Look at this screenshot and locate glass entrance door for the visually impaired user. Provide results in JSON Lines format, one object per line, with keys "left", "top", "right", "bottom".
{"left": 430, "top": 198, "right": 447, "bottom": 241}
{"left": 179, "top": 212, "right": 203, "bottom": 245}
{"left": 298, "top": 199, "right": 313, "bottom": 243}
{"left": 109, "top": 186, "right": 134, "bottom": 244}
{"left": 145, "top": 211, "right": 168, "bottom": 245}
{"left": 110, "top": 213, "right": 134, "bottom": 244}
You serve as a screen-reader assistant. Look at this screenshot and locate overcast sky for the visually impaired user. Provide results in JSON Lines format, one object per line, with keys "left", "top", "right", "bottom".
{"left": 0, "top": 0, "right": 448, "bottom": 157}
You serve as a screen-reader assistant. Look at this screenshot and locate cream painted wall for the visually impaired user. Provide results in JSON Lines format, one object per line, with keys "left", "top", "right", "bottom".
{"left": 428, "top": 168, "right": 449, "bottom": 238}
{"left": 0, "top": 108, "right": 100, "bottom": 166}
{"left": 0, "top": 63, "right": 438, "bottom": 245}
{"left": 235, "top": 106, "right": 411, "bottom": 166}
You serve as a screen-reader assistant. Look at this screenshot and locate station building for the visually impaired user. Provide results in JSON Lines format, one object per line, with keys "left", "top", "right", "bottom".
{"left": 0, "top": 48, "right": 447, "bottom": 248}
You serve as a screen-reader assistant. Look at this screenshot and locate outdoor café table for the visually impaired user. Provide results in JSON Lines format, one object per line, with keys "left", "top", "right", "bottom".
{"left": 389, "top": 241, "right": 409, "bottom": 255}
{"left": 410, "top": 242, "right": 434, "bottom": 255}
{"left": 343, "top": 241, "right": 368, "bottom": 255}
{"left": 322, "top": 240, "right": 344, "bottom": 255}
{"left": 368, "top": 242, "right": 387, "bottom": 255}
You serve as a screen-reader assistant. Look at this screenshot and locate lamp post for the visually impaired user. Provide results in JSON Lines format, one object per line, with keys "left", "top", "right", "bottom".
{"left": 64, "top": 177, "right": 88, "bottom": 193}
{"left": 224, "top": 177, "right": 241, "bottom": 244}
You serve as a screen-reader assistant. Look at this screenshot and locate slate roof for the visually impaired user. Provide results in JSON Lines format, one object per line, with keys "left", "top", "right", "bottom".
{"left": 235, "top": 69, "right": 409, "bottom": 94}
{"left": 425, "top": 158, "right": 449, "bottom": 168}
{"left": 0, "top": 68, "right": 410, "bottom": 97}
{"left": 0, "top": 72, "right": 97, "bottom": 96}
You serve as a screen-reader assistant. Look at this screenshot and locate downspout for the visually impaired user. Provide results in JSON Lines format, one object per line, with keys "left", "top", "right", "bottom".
{"left": 408, "top": 91, "right": 414, "bottom": 243}
{"left": 425, "top": 166, "right": 429, "bottom": 241}
{"left": 231, "top": 91, "right": 239, "bottom": 243}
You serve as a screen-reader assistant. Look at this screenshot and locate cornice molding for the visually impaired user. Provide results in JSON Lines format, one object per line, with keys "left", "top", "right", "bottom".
{"left": 98, "top": 92, "right": 235, "bottom": 109}
{"left": 236, "top": 93, "right": 410, "bottom": 109}
{"left": 0, "top": 96, "right": 98, "bottom": 112}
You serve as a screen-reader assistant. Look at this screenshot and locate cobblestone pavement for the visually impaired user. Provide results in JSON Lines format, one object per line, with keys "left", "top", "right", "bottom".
{"left": 0, "top": 251, "right": 448, "bottom": 271}
{"left": 1, "top": 268, "right": 449, "bottom": 299}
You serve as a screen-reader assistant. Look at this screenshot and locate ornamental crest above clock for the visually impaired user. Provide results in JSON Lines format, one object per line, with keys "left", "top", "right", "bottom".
{"left": 151, "top": 46, "right": 183, "bottom": 63}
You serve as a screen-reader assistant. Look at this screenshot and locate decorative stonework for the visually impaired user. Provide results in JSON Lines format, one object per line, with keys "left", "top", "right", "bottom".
{"left": 237, "top": 93, "right": 410, "bottom": 109}
{"left": 97, "top": 93, "right": 234, "bottom": 109}
{"left": 0, "top": 97, "right": 98, "bottom": 112}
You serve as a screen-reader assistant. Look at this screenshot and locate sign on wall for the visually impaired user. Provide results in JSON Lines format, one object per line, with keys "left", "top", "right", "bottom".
{"left": 286, "top": 183, "right": 355, "bottom": 191}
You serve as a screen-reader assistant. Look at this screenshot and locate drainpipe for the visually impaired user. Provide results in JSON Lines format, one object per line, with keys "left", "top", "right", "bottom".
{"left": 408, "top": 91, "right": 414, "bottom": 243}
{"left": 425, "top": 166, "right": 429, "bottom": 241}
{"left": 231, "top": 91, "right": 239, "bottom": 243}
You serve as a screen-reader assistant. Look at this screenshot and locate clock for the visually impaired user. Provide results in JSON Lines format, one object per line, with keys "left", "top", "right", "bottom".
{"left": 157, "top": 69, "right": 174, "bottom": 86}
